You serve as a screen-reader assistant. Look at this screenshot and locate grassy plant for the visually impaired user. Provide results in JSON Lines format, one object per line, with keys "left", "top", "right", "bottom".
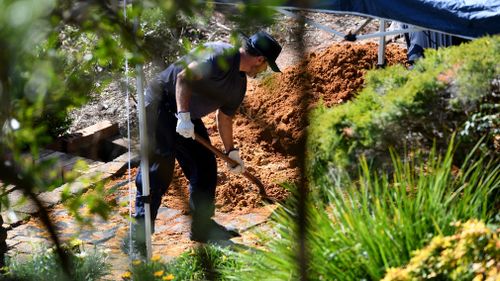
{"left": 4, "top": 242, "right": 110, "bottom": 281}
{"left": 315, "top": 145, "right": 498, "bottom": 279}
{"left": 124, "top": 245, "right": 237, "bottom": 281}
{"left": 226, "top": 142, "right": 499, "bottom": 280}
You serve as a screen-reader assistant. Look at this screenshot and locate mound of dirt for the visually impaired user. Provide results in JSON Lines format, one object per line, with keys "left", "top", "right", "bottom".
{"left": 240, "top": 42, "right": 407, "bottom": 155}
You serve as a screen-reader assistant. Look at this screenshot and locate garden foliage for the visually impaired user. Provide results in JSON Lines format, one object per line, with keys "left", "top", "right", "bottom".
{"left": 226, "top": 142, "right": 499, "bottom": 280}
{"left": 124, "top": 245, "right": 236, "bottom": 281}
{"left": 4, "top": 241, "right": 110, "bottom": 281}
{"left": 3, "top": 0, "right": 499, "bottom": 280}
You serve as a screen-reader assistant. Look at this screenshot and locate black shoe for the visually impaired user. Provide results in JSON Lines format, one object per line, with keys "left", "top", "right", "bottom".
{"left": 190, "top": 219, "right": 240, "bottom": 243}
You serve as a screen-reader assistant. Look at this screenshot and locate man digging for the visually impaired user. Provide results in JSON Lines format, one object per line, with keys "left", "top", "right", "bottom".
{"left": 127, "top": 31, "right": 282, "bottom": 256}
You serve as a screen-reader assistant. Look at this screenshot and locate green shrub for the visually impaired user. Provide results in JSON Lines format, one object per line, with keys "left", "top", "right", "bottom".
{"left": 4, "top": 241, "right": 110, "bottom": 281}
{"left": 382, "top": 219, "right": 499, "bottom": 281}
{"left": 124, "top": 245, "right": 237, "bottom": 281}
{"left": 8, "top": 18, "right": 121, "bottom": 142}
{"left": 308, "top": 36, "right": 500, "bottom": 182}
{"left": 226, "top": 142, "right": 499, "bottom": 280}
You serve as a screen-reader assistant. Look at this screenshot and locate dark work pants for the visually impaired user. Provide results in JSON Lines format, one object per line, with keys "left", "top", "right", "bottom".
{"left": 134, "top": 96, "right": 217, "bottom": 230}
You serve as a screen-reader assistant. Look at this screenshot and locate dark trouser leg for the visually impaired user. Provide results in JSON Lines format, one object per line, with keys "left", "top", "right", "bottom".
{"left": 134, "top": 154, "right": 175, "bottom": 224}
{"left": 125, "top": 87, "right": 179, "bottom": 256}
{"left": 174, "top": 120, "right": 217, "bottom": 228}
{"left": 132, "top": 96, "right": 176, "bottom": 240}
{"left": 129, "top": 154, "right": 174, "bottom": 257}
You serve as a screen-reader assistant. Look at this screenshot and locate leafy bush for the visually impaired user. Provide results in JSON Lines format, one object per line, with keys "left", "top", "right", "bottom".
{"left": 3, "top": 241, "right": 110, "bottom": 281}
{"left": 3, "top": 2, "right": 132, "bottom": 143}
{"left": 141, "top": 7, "right": 191, "bottom": 68}
{"left": 140, "top": 4, "right": 227, "bottom": 70}
{"left": 382, "top": 219, "right": 499, "bottom": 281}
{"left": 226, "top": 143, "right": 499, "bottom": 280}
{"left": 308, "top": 36, "right": 500, "bottom": 182}
{"left": 124, "top": 245, "right": 237, "bottom": 281}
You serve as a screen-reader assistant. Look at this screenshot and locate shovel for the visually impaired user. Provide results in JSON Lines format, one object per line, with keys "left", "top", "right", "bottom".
{"left": 193, "top": 133, "right": 275, "bottom": 203}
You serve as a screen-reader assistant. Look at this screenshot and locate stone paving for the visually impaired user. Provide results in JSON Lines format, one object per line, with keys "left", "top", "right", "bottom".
{"left": 2, "top": 155, "right": 276, "bottom": 280}
{"left": 2, "top": 121, "right": 278, "bottom": 280}
{"left": 6, "top": 201, "right": 276, "bottom": 280}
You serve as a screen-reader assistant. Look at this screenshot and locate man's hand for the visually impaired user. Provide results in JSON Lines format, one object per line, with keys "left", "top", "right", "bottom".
{"left": 227, "top": 149, "right": 245, "bottom": 174}
{"left": 176, "top": 112, "right": 194, "bottom": 139}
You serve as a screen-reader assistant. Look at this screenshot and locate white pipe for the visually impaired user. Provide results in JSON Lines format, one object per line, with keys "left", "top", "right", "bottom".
{"left": 377, "top": 19, "right": 386, "bottom": 66}
{"left": 135, "top": 64, "right": 152, "bottom": 260}
{"left": 123, "top": 0, "right": 135, "bottom": 260}
{"left": 356, "top": 27, "right": 422, "bottom": 40}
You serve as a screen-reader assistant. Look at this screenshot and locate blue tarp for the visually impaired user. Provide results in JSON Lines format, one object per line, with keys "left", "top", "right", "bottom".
{"left": 219, "top": 0, "right": 500, "bottom": 38}
{"left": 295, "top": 0, "right": 500, "bottom": 38}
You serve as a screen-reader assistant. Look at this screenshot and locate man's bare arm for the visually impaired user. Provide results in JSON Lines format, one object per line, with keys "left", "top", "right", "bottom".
{"left": 216, "top": 110, "right": 234, "bottom": 152}
{"left": 175, "top": 61, "right": 203, "bottom": 113}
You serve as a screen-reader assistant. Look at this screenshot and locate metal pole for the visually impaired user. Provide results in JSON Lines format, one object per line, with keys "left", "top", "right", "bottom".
{"left": 356, "top": 26, "right": 422, "bottom": 40}
{"left": 377, "top": 19, "right": 386, "bottom": 67}
{"left": 135, "top": 64, "right": 153, "bottom": 260}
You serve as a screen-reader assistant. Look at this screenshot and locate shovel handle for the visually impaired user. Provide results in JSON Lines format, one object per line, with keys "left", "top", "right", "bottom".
{"left": 193, "top": 133, "right": 273, "bottom": 202}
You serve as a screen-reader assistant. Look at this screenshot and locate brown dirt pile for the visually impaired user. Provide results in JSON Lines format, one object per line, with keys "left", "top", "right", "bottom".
{"left": 241, "top": 42, "right": 407, "bottom": 155}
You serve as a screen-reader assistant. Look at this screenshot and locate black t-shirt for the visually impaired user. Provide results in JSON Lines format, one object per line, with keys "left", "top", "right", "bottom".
{"left": 156, "top": 42, "right": 247, "bottom": 119}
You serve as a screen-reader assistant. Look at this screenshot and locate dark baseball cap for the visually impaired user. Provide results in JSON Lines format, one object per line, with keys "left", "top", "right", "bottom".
{"left": 247, "top": 31, "right": 282, "bottom": 72}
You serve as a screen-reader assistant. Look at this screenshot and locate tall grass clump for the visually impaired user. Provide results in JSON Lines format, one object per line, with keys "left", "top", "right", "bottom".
{"left": 226, "top": 141, "right": 499, "bottom": 280}
{"left": 3, "top": 242, "right": 110, "bottom": 281}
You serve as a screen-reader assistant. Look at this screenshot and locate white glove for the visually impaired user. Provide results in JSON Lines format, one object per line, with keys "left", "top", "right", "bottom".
{"left": 176, "top": 112, "right": 194, "bottom": 139}
{"left": 227, "top": 149, "right": 245, "bottom": 174}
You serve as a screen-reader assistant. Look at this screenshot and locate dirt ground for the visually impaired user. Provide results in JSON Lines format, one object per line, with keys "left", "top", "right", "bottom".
{"left": 69, "top": 10, "right": 408, "bottom": 215}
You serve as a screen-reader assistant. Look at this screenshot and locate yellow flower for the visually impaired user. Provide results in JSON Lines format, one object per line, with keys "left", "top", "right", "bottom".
{"left": 151, "top": 255, "right": 162, "bottom": 262}
{"left": 121, "top": 271, "right": 132, "bottom": 279}
{"left": 154, "top": 270, "right": 164, "bottom": 277}
{"left": 163, "top": 274, "right": 175, "bottom": 280}
{"left": 472, "top": 274, "right": 483, "bottom": 281}
{"left": 132, "top": 260, "right": 141, "bottom": 265}
{"left": 69, "top": 238, "right": 84, "bottom": 247}
{"left": 381, "top": 267, "right": 409, "bottom": 281}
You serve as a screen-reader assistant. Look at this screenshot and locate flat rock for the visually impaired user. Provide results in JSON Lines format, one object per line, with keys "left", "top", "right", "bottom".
{"left": 156, "top": 208, "right": 182, "bottom": 221}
